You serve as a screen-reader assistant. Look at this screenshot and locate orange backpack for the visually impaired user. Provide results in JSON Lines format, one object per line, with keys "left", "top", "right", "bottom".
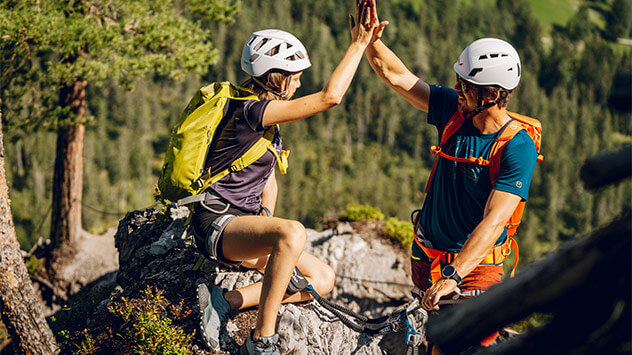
{"left": 420, "top": 110, "right": 543, "bottom": 281}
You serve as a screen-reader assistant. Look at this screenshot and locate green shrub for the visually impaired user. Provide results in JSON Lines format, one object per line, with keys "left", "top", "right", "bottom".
{"left": 108, "top": 287, "right": 192, "bottom": 354}
{"left": 384, "top": 217, "right": 414, "bottom": 248}
{"left": 344, "top": 203, "right": 384, "bottom": 221}
{"left": 76, "top": 329, "right": 95, "bottom": 355}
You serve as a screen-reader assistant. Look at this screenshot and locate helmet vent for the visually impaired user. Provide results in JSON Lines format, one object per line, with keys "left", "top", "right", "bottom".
{"left": 284, "top": 51, "right": 306, "bottom": 61}
{"left": 479, "top": 55, "right": 488, "bottom": 60}
{"left": 253, "top": 38, "right": 269, "bottom": 51}
{"left": 490, "top": 53, "right": 499, "bottom": 58}
{"left": 265, "top": 44, "right": 281, "bottom": 56}
{"left": 468, "top": 68, "right": 483, "bottom": 77}
{"left": 501, "top": 54, "right": 508, "bottom": 57}
{"left": 250, "top": 54, "right": 260, "bottom": 62}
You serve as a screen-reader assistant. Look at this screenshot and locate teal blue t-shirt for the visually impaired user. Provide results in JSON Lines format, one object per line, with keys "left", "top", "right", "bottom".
{"left": 412, "top": 85, "right": 537, "bottom": 258}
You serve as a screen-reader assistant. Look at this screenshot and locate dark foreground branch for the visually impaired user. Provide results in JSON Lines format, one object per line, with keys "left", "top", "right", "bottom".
{"left": 580, "top": 145, "right": 632, "bottom": 190}
{"left": 426, "top": 210, "right": 631, "bottom": 354}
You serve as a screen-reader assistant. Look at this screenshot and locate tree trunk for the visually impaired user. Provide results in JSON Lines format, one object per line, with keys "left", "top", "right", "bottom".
{"left": 0, "top": 106, "right": 58, "bottom": 354}
{"left": 49, "top": 80, "right": 87, "bottom": 277}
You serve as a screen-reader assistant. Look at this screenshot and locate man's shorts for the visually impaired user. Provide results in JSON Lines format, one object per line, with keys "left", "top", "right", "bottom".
{"left": 191, "top": 201, "right": 256, "bottom": 267}
{"left": 410, "top": 256, "right": 504, "bottom": 347}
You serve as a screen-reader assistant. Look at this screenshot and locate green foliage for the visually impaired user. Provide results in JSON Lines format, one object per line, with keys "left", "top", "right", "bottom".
{"left": 344, "top": 203, "right": 384, "bottom": 222}
{"left": 606, "top": 0, "right": 632, "bottom": 40}
{"left": 50, "top": 285, "right": 114, "bottom": 350}
{"left": 75, "top": 329, "right": 95, "bottom": 355}
{"left": 108, "top": 287, "right": 192, "bottom": 355}
{"left": 0, "top": 0, "right": 239, "bottom": 128}
{"left": 2, "top": 0, "right": 630, "bottom": 269}
{"left": 384, "top": 217, "right": 414, "bottom": 249}
{"left": 509, "top": 313, "right": 554, "bottom": 333}
{"left": 528, "top": 0, "right": 577, "bottom": 28}
{"left": 25, "top": 255, "right": 41, "bottom": 275}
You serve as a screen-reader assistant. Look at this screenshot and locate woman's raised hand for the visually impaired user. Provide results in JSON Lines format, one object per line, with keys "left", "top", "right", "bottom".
{"left": 362, "top": 0, "right": 388, "bottom": 44}
{"left": 350, "top": 0, "right": 378, "bottom": 46}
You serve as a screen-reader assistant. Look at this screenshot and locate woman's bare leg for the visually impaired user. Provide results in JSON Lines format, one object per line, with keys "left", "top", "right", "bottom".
{"left": 220, "top": 215, "right": 311, "bottom": 339}
{"left": 224, "top": 250, "right": 336, "bottom": 310}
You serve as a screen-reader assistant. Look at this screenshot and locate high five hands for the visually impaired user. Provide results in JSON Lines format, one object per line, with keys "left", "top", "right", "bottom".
{"left": 350, "top": 0, "right": 389, "bottom": 45}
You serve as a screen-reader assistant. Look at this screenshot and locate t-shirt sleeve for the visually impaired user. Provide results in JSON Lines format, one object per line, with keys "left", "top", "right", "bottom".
{"left": 243, "top": 99, "right": 271, "bottom": 132}
{"left": 493, "top": 130, "right": 538, "bottom": 200}
{"left": 427, "top": 84, "right": 459, "bottom": 132}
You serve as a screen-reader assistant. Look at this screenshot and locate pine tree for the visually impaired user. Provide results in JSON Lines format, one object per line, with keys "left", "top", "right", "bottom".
{"left": 0, "top": 0, "right": 239, "bottom": 285}
{"left": 0, "top": 105, "right": 57, "bottom": 354}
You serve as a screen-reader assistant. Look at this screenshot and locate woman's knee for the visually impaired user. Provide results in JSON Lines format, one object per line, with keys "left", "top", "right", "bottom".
{"left": 276, "top": 220, "right": 306, "bottom": 253}
{"left": 314, "top": 264, "right": 336, "bottom": 295}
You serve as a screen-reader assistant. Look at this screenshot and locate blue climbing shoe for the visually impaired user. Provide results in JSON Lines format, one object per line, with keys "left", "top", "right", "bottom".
{"left": 239, "top": 331, "right": 280, "bottom": 355}
{"left": 197, "top": 282, "right": 231, "bottom": 352}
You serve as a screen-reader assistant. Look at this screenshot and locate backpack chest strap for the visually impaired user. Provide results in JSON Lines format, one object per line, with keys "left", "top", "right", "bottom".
{"left": 430, "top": 146, "right": 491, "bottom": 166}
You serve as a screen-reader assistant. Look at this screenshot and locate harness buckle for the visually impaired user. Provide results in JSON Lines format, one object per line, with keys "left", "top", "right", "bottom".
{"left": 230, "top": 158, "right": 245, "bottom": 172}
{"left": 502, "top": 244, "right": 512, "bottom": 256}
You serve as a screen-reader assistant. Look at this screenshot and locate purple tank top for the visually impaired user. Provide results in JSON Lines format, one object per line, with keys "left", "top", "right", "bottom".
{"left": 207, "top": 98, "right": 282, "bottom": 212}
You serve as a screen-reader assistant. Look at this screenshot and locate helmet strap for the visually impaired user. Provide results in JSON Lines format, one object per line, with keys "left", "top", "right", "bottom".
{"left": 251, "top": 75, "right": 290, "bottom": 100}
{"left": 465, "top": 87, "right": 501, "bottom": 120}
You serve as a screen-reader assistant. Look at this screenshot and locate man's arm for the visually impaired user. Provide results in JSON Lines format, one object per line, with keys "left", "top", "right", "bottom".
{"left": 365, "top": 40, "right": 431, "bottom": 112}
{"left": 450, "top": 190, "right": 521, "bottom": 276}
{"left": 421, "top": 189, "right": 521, "bottom": 310}
{"left": 362, "top": 0, "right": 431, "bottom": 111}
{"left": 260, "top": 170, "right": 278, "bottom": 216}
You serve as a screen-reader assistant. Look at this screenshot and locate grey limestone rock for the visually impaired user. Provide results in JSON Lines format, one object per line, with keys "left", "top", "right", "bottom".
{"left": 113, "top": 209, "right": 414, "bottom": 354}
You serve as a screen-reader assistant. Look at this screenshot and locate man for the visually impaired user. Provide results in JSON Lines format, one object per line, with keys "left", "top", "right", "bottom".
{"left": 359, "top": 0, "right": 538, "bottom": 350}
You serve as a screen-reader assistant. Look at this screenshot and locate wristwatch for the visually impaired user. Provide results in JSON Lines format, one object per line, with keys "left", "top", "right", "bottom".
{"left": 441, "top": 265, "right": 462, "bottom": 284}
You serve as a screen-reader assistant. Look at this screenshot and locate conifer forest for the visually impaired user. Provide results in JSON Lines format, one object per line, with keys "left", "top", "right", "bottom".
{"left": 2, "top": 0, "right": 631, "bottom": 269}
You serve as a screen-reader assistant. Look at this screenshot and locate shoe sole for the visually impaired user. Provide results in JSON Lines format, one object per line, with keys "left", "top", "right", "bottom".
{"left": 197, "top": 283, "right": 221, "bottom": 352}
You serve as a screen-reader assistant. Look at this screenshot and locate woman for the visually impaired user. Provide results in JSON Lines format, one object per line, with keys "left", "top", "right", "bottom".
{"left": 194, "top": 3, "right": 378, "bottom": 355}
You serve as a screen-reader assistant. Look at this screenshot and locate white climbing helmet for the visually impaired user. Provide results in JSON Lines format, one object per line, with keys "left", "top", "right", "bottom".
{"left": 453, "top": 38, "right": 521, "bottom": 90}
{"left": 241, "top": 29, "right": 312, "bottom": 77}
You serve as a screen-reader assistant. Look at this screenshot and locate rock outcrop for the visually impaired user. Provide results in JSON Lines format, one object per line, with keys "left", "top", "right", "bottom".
{"left": 113, "top": 208, "right": 414, "bottom": 354}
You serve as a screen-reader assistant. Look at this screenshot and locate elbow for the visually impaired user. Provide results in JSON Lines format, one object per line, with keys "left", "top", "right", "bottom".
{"left": 322, "top": 92, "right": 342, "bottom": 107}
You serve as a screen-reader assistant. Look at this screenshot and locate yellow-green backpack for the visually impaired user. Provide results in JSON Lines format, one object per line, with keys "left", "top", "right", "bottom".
{"left": 157, "top": 82, "right": 289, "bottom": 207}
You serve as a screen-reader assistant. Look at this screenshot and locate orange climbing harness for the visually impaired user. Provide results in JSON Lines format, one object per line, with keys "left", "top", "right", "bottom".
{"left": 420, "top": 110, "right": 542, "bottom": 283}
{"left": 413, "top": 231, "right": 519, "bottom": 283}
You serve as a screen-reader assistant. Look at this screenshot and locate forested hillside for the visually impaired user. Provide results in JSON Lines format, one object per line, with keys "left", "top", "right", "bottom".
{"left": 2, "top": 0, "right": 631, "bottom": 265}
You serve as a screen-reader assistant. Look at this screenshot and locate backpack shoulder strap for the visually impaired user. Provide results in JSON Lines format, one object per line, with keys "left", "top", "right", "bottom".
{"left": 488, "top": 119, "right": 524, "bottom": 184}
{"left": 194, "top": 126, "right": 289, "bottom": 200}
{"left": 439, "top": 110, "right": 466, "bottom": 145}
{"left": 425, "top": 111, "right": 466, "bottom": 194}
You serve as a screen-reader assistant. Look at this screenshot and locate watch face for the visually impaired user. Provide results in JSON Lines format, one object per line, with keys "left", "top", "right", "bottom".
{"left": 442, "top": 265, "right": 455, "bottom": 278}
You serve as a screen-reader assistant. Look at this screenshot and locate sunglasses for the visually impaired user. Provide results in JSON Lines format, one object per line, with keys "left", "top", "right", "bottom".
{"left": 456, "top": 74, "right": 476, "bottom": 93}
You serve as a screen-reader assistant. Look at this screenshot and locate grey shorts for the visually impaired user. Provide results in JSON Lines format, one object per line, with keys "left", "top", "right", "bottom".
{"left": 191, "top": 200, "right": 256, "bottom": 267}
{"left": 192, "top": 213, "right": 239, "bottom": 266}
